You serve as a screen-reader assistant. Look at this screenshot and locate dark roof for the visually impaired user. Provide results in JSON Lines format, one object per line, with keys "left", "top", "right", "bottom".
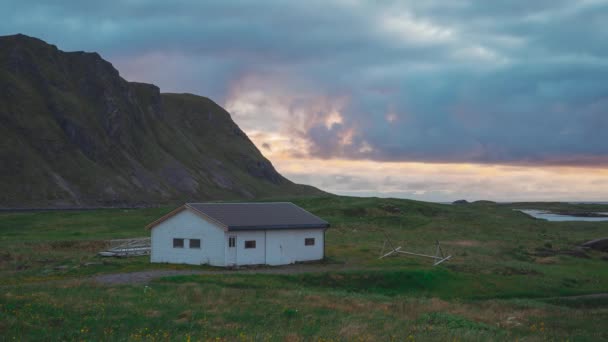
{"left": 186, "top": 202, "right": 329, "bottom": 231}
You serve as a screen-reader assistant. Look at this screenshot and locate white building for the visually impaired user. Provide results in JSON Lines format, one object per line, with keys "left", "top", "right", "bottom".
{"left": 146, "top": 202, "right": 330, "bottom": 266}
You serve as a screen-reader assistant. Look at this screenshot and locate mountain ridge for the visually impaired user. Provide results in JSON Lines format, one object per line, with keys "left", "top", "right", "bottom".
{"left": 0, "top": 33, "right": 324, "bottom": 208}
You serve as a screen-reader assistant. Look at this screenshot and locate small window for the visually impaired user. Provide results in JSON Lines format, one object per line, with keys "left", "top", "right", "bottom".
{"left": 244, "top": 240, "right": 256, "bottom": 249}
{"left": 189, "top": 239, "right": 201, "bottom": 249}
{"left": 305, "top": 238, "right": 315, "bottom": 246}
{"left": 173, "top": 238, "right": 184, "bottom": 248}
{"left": 228, "top": 237, "right": 236, "bottom": 248}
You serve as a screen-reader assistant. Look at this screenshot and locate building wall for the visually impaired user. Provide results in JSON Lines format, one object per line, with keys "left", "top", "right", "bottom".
{"left": 150, "top": 209, "right": 226, "bottom": 266}
{"left": 265, "top": 228, "right": 325, "bottom": 266}
{"left": 150, "top": 209, "right": 326, "bottom": 266}
{"left": 227, "top": 230, "right": 266, "bottom": 266}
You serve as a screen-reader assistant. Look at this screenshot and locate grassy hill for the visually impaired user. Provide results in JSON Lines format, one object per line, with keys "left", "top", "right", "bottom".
{"left": 0, "top": 34, "right": 322, "bottom": 208}
{"left": 1, "top": 197, "right": 607, "bottom": 340}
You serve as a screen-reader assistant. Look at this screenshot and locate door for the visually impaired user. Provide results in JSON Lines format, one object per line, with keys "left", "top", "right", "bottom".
{"left": 227, "top": 235, "right": 237, "bottom": 266}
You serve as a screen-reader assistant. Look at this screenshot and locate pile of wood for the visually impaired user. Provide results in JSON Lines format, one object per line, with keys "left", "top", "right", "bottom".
{"left": 98, "top": 237, "right": 151, "bottom": 257}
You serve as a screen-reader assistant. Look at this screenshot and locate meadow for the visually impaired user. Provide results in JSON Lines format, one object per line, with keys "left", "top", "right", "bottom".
{"left": 1, "top": 196, "right": 608, "bottom": 341}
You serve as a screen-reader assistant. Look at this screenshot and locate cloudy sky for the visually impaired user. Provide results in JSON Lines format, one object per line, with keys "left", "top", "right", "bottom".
{"left": 3, "top": 0, "right": 608, "bottom": 201}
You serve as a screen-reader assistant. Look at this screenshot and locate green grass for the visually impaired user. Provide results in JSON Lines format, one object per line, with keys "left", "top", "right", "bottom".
{"left": 1, "top": 196, "right": 608, "bottom": 340}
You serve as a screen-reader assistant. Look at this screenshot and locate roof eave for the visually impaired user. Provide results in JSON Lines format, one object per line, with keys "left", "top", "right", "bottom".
{"left": 227, "top": 223, "right": 330, "bottom": 231}
{"left": 145, "top": 205, "right": 187, "bottom": 230}
{"left": 146, "top": 204, "right": 230, "bottom": 231}
{"left": 184, "top": 203, "right": 229, "bottom": 231}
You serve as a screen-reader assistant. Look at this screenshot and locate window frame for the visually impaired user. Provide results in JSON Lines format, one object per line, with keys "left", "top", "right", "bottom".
{"left": 228, "top": 236, "right": 236, "bottom": 248}
{"left": 189, "top": 239, "right": 201, "bottom": 249}
{"left": 173, "top": 238, "right": 184, "bottom": 248}
{"left": 244, "top": 240, "right": 256, "bottom": 249}
{"left": 305, "top": 238, "right": 315, "bottom": 246}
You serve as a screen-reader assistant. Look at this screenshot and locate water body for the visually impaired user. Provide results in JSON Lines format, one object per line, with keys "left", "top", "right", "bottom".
{"left": 518, "top": 209, "right": 608, "bottom": 222}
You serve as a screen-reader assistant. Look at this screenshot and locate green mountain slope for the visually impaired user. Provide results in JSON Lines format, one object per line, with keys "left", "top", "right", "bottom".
{"left": 0, "top": 34, "right": 323, "bottom": 207}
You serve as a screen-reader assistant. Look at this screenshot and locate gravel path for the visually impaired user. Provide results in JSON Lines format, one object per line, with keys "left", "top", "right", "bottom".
{"left": 92, "top": 264, "right": 342, "bottom": 285}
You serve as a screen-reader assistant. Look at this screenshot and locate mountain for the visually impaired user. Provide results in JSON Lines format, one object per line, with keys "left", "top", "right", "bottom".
{"left": 0, "top": 34, "right": 323, "bottom": 208}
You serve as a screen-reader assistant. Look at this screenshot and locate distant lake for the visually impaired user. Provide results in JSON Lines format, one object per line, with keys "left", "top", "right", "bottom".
{"left": 518, "top": 209, "right": 608, "bottom": 222}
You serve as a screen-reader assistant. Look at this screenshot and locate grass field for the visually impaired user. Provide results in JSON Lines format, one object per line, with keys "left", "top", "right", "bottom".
{"left": 1, "top": 196, "right": 608, "bottom": 341}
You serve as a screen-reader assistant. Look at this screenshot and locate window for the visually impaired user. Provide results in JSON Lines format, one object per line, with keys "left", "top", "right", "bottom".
{"left": 228, "top": 236, "right": 236, "bottom": 248}
{"left": 244, "top": 240, "right": 256, "bottom": 249}
{"left": 173, "top": 238, "right": 184, "bottom": 248}
{"left": 189, "top": 239, "right": 201, "bottom": 249}
{"left": 305, "top": 238, "right": 315, "bottom": 246}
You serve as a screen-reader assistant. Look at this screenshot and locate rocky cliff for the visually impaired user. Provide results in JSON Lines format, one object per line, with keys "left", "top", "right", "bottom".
{"left": 0, "top": 34, "right": 323, "bottom": 207}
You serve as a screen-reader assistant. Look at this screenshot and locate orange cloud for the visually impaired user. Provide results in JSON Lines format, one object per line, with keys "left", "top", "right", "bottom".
{"left": 272, "top": 157, "right": 608, "bottom": 202}
{"left": 222, "top": 72, "right": 608, "bottom": 202}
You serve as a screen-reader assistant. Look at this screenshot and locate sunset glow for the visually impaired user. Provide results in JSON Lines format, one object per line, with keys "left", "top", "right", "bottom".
{"left": 5, "top": 0, "right": 606, "bottom": 201}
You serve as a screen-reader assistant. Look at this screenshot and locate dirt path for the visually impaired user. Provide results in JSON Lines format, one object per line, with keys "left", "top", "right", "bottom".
{"left": 92, "top": 264, "right": 343, "bottom": 285}
{"left": 548, "top": 293, "right": 608, "bottom": 300}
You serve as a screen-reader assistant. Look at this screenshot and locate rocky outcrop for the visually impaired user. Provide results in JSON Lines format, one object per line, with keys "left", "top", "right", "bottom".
{"left": 581, "top": 238, "right": 608, "bottom": 252}
{"left": 0, "top": 34, "right": 324, "bottom": 207}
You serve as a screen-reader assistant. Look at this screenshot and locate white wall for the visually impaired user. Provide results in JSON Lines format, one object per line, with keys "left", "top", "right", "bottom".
{"left": 150, "top": 209, "right": 226, "bottom": 266}
{"left": 150, "top": 210, "right": 326, "bottom": 267}
{"left": 229, "top": 230, "right": 266, "bottom": 266}
{"left": 265, "top": 229, "right": 325, "bottom": 266}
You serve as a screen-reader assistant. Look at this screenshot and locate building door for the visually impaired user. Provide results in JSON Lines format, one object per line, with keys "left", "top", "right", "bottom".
{"left": 227, "top": 235, "right": 237, "bottom": 265}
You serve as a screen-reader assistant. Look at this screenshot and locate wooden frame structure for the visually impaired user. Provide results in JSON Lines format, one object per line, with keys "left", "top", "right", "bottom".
{"left": 378, "top": 231, "right": 451, "bottom": 266}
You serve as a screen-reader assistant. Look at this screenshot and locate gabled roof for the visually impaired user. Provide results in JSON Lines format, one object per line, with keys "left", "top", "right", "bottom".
{"left": 146, "top": 202, "right": 330, "bottom": 231}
